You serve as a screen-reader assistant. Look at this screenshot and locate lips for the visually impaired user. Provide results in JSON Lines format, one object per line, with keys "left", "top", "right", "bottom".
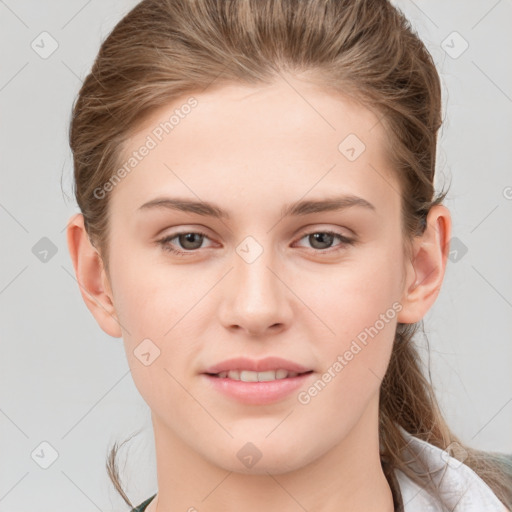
{"left": 203, "top": 370, "right": 315, "bottom": 405}
{"left": 202, "top": 356, "right": 313, "bottom": 375}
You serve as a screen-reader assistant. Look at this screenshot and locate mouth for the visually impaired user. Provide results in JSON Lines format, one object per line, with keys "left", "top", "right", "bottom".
{"left": 202, "top": 369, "right": 315, "bottom": 405}
{"left": 205, "top": 369, "right": 314, "bottom": 382}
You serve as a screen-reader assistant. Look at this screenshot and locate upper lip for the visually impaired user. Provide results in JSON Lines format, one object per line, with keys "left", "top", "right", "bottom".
{"left": 203, "top": 357, "right": 313, "bottom": 374}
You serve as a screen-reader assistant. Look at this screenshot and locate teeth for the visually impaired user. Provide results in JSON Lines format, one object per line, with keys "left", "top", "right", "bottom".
{"left": 215, "top": 369, "right": 300, "bottom": 381}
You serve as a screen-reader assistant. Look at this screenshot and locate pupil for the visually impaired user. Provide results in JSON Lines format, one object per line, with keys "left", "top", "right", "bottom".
{"left": 181, "top": 233, "right": 202, "bottom": 249}
{"left": 311, "top": 232, "right": 332, "bottom": 249}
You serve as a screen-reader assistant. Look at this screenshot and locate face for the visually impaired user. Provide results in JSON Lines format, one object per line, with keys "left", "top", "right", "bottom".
{"left": 101, "top": 75, "right": 413, "bottom": 473}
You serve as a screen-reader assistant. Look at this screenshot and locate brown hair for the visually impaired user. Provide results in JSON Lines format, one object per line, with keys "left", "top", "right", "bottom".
{"left": 68, "top": 0, "right": 512, "bottom": 509}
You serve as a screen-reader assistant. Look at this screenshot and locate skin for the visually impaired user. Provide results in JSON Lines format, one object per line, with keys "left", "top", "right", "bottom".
{"left": 67, "top": 74, "right": 451, "bottom": 512}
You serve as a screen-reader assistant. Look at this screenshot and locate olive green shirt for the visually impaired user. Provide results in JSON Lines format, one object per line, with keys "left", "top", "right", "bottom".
{"left": 130, "top": 493, "right": 156, "bottom": 512}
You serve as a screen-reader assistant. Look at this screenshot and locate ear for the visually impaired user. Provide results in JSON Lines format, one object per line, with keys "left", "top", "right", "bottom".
{"left": 66, "top": 213, "right": 123, "bottom": 338}
{"left": 397, "top": 205, "right": 452, "bottom": 324}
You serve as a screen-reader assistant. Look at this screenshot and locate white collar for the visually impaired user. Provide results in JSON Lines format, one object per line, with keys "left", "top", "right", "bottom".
{"left": 394, "top": 426, "right": 508, "bottom": 511}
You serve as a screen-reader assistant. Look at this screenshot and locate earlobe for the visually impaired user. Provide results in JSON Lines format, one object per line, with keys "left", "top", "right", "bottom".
{"left": 397, "top": 205, "right": 452, "bottom": 324}
{"left": 66, "top": 213, "right": 123, "bottom": 338}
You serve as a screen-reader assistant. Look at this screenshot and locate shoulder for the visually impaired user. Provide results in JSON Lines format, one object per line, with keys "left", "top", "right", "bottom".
{"left": 395, "top": 426, "right": 509, "bottom": 512}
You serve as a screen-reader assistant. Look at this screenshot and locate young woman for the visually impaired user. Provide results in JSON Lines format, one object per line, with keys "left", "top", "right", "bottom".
{"left": 66, "top": 0, "right": 512, "bottom": 511}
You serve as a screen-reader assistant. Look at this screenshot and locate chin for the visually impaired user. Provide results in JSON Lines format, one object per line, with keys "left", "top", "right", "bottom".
{"left": 206, "top": 439, "right": 315, "bottom": 476}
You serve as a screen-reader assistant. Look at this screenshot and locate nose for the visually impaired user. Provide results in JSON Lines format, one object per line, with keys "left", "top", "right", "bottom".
{"left": 217, "top": 245, "right": 292, "bottom": 337}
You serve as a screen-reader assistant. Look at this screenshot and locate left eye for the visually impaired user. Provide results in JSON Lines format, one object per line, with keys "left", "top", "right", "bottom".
{"left": 295, "top": 231, "right": 354, "bottom": 251}
{"left": 157, "top": 230, "right": 354, "bottom": 256}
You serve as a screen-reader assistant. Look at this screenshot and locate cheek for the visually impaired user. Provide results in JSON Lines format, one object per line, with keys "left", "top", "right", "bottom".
{"left": 295, "top": 277, "right": 399, "bottom": 442}
{"left": 301, "top": 245, "right": 403, "bottom": 392}
{"left": 108, "top": 245, "right": 205, "bottom": 399}
{"left": 304, "top": 243, "right": 404, "bottom": 336}
{"left": 109, "top": 242, "right": 205, "bottom": 340}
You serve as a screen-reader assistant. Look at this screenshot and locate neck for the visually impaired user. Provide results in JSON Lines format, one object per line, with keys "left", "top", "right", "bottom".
{"left": 147, "top": 396, "right": 395, "bottom": 512}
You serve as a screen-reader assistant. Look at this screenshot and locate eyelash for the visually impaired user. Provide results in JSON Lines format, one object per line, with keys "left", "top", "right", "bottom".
{"left": 157, "top": 229, "right": 355, "bottom": 257}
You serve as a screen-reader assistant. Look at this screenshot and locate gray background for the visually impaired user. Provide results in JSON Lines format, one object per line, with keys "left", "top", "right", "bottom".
{"left": 0, "top": 1, "right": 511, "bottom": 510}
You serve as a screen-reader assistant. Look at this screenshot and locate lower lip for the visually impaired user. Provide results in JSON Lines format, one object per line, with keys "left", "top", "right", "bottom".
{"left": 202, "top": 372, "right": 314, "bottom": 405}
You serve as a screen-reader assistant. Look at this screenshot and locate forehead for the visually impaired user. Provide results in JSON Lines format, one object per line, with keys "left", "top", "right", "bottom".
{"left": 111, "top": 76, "right": 401, "bottom": 220}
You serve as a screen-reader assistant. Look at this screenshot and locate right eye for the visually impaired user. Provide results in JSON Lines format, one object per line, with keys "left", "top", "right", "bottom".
{"left": 157, "top": 230, "right": 212, "bottom": 256}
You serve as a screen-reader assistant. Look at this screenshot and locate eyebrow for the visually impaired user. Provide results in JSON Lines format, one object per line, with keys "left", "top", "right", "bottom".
{"left": 138, "top": 194, "right": 376, "bottom": 219}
